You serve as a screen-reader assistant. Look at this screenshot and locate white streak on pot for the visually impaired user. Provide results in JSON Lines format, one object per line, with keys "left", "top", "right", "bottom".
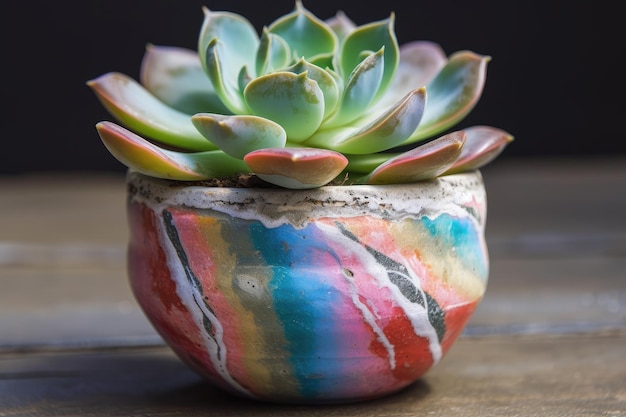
{"left": 154, "top": 211, "right": 253, "bottom": 397}
{"left": 316, "top": 221, "right": 443, "bottom": 366}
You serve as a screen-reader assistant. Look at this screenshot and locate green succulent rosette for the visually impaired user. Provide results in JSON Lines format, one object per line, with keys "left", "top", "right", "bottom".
{"left": 89, "top": 1, "right": 513, "bottom": 189}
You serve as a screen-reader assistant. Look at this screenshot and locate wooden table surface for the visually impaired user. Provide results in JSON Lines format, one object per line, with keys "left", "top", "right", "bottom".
{"left": 1, "top": 157, "right": 625, "bottom": 416}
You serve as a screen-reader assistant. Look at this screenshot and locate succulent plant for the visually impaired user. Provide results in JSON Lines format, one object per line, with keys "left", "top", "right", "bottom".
{"left": 88, "top": 1, "right": 513, "bottom": 189}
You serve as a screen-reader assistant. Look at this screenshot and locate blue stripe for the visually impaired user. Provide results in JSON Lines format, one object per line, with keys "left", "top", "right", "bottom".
{"left": 249, "top": 222, "right": 343, "bottom": 397}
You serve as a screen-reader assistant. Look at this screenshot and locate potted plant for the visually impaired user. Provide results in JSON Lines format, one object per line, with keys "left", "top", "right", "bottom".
{"left": 88, "top": 0, "right": 513, "bottom": 404}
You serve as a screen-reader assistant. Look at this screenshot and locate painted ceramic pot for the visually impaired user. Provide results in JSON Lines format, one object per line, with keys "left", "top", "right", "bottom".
{"left": 126, "top": 169, "right": 489, "bottom": 404}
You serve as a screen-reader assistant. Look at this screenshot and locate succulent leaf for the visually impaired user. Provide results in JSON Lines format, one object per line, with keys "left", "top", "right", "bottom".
{"left": 244, "top": 71, "right": 325, "bottom": 142}
{"left": 404, "top": 51, "right": 489, "bottom": 144}
{"left": 238, "top": 65, "right": 255, "bottom": 92}
{"left": 87, "top": 72, "right": 216, "bottom": 151}
{"left": 203, "top": 38, "right": 249, "bottom": 114}
{"left": 244, "top": 147, "right": 348, "bottom": 189}
{"left": 96, "top": 121, "right": 250, "bottom": 180}
{"left": 325, "top": 11, "right": 356, "bottom": 41}
{"left": 376, "top": 41, "right": 447, "bottom": 109}
{"left": 256, "top": 28, "right": 292, "bottom": 75}
{"left": 191, "top": 113, "right": 287, "bottom": 159}
{"left": 444, "top": 126, "right": 514, "bottom": 174}
{"left": 323, "top": 48, "right": 385, "bottom": 127}
{"left": 307, "top": 87, "right": 426, "bottom": 154}
{"left": 198, "top": 7, "right": 259, "bottom": 77}
{"left": 139, "top": 44, "right": 231, "bottom": 115}
{"left": 343, "top": 153, "right": 391, "bottom": 174}
{"left": 285, "top": 59, "right": 340, "bottom": 120}
{"left": 361, "top": 131, "right": 466, "bottom": 184}
{"left": 338, "top": 14, "right": 399, "bottom": 100}
{"left": 268, "top": 1, "right": 338, "bottom": 64}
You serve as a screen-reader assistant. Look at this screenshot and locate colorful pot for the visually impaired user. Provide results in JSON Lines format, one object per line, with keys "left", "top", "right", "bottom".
{"left": 126, "top": 169, "right": 489, "bottom": 404}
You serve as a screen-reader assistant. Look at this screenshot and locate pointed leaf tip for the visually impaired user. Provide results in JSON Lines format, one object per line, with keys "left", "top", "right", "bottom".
{"left": 444, "top": 125, "right": 514, "bottom": 174}
{"left": 363, "top": 131, "right": 466, "bottom": 184}
{"left": 405, "top": 51, "right": 490, "bottom": 144}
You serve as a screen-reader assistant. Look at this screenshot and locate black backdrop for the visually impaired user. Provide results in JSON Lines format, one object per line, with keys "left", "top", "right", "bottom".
{"left": 4, "top": 1, "right": 617, "bottom": 174}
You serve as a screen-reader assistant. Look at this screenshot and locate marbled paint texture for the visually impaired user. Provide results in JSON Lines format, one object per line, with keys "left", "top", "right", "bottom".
{"left": 126, "top": 171, "right": 488, "bottom": 404}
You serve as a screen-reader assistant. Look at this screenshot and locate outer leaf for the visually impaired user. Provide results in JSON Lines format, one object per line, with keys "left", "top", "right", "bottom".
{"left": 323, "top": 48, "right": 385, "bottom": 128}
{"left": 404, "top": 51, "right": 490, "bottom": 145}
{"left": 139, "top": 44, "right": 230, "bottom": 115}
{"left": 375, "top": 41, "right": 447, "bottom": 109}
{"left": 191, "top": 113, "right": 287, "bottom": 159}
{"left": 361, "top": 131, "right": 466, "bottom": 184}
{"left": 306, "top": 87, "right": 426, "bottom": 154}
{"left": 338, "top": 14, "right": 399, "bottom": 99}
{"left": 244, "top": 147, "right": 348, "bottom": 189}
{"left": 268, "top": 0, "right": 338, "bottom": 63}
{"left": 244, "top": 72, "right": 325, "bottom": 142}
{"left": 444, "top": 126, "right": 514, "bottom": 174}
{"left": 87, "top": 72, "right": 216, "bottom": 151}
{"left": 96, "top": 121, "right": 250, "bottom": 180}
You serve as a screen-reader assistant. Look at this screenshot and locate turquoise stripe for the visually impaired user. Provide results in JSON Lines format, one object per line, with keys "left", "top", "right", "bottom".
{"left": 422, "top": 214, "right": 488, "bottom": 279}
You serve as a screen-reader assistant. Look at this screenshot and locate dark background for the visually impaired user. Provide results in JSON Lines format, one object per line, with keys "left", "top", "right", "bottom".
{"left": 4, "top": 1, "right": 618, "bottom": 175}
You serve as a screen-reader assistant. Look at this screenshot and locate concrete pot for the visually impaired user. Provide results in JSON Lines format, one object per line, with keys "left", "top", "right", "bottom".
{"left": 126, "top": 169, "right": 489, "bottom": 404}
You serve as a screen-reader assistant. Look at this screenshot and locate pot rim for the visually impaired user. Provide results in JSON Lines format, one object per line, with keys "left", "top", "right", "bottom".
{"left": 126, "top": 169, "right": 487, "bottom": 228}
{"left": 126, "top": 169, "right": 484, "bottom": 194}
